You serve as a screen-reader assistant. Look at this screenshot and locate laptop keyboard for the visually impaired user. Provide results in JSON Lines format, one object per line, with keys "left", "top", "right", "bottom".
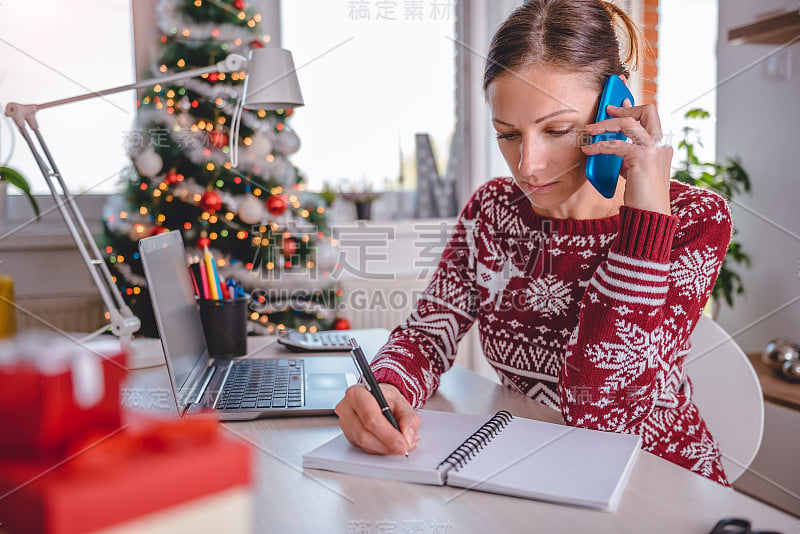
{"left": 216, "top": 359, "right": 304, "bottom": 410}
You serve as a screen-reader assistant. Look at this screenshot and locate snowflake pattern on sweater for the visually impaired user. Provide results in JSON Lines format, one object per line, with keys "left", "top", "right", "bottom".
{"left": 371, "top": 177, "right": 733, "bottom": 486}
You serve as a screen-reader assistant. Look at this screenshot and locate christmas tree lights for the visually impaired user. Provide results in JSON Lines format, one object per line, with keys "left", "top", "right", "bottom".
{"left": 101, "top": 0, "right": 342, "bottom": 337}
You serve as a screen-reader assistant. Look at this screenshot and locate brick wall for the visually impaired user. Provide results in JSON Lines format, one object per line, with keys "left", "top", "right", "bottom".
{"left": 640, "top": 0, "right": 660, "bottom": 105}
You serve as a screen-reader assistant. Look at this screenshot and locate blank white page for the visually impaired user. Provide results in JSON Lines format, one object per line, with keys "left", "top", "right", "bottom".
{"left": 446, "top": 418, "right": 642, "bottom": 512}
{"left": 303, "top": 410, "right": 493, "bottom": 485}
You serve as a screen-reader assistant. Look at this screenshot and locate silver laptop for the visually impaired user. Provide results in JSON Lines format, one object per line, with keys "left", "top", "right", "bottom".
{"left": 138, "top": 231, "right": 366, "bottom": 421}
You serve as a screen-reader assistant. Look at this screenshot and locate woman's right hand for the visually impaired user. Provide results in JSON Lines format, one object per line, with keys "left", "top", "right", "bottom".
{"left": 335, "top": 383, "right": 421, "bottom": 455}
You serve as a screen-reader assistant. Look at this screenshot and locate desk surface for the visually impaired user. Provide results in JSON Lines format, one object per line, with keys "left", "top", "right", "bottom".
{"left": 127, "top": 336, "right": 799, "bottom": 534}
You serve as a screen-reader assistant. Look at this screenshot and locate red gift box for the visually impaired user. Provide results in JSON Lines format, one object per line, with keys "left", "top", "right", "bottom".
{"left": 0, "top": 416, "right": 252, "bottom": 534}
{"left": 0, "top": 338, "right": 128, "bottom": 458}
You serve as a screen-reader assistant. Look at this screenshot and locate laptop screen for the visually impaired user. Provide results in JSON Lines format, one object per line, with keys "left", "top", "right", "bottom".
{"left": 139, "top": 231, "right": 209, "bottom": 397}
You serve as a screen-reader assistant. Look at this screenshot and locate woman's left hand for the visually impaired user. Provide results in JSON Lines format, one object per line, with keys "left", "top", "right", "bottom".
{"left": 581, "top": 100, "right": 673, "bottom": 215}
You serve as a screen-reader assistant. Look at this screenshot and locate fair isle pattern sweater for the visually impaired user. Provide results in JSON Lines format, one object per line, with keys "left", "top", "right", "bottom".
{"left": 372, "top": 177, "right": 733, "bottom": 486}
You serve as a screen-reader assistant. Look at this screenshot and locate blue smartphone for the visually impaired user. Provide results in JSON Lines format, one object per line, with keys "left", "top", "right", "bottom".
{"left": 585, "top": 75, "right": 634, "bottom": 199}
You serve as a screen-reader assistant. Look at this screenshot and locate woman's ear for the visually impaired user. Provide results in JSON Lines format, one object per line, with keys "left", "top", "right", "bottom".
{"left": 619, "top": 74, "right": 628, "bottom": 84}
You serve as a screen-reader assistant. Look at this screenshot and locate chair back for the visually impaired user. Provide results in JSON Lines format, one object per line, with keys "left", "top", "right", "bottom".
{"left": 686, "top": 315, "right": 764, "bottom": 483}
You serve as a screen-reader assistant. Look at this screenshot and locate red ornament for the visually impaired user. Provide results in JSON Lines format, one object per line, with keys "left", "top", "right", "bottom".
{"left": 197, "top": 236, "right": 211, "bottom": 249}
{"left": 200, "top": 190, "right": 223, "bottom": 212}
{"left": 266, "top": 195, "right": 287, "bottom": 216}
{"left": 148, "top": 225, "right": 168, "bottom": 237}
{"left": 233, "top": 0, "right": 245, "bottom": 10}
{"left": 164, "top": 169, "right": 181, "bottom": 185}
{"left": 207, "top": 72, "right": 219, "bottom": 83}
{"left": 249, "top": 39, "right": 265, "bottom": 49}
{"left": 282, "top": 239, "right": 298, "bottom": 257}
{"left": 284, "top": 108, "right": 294, "bottom": 117}
{"left": 333, "top": 318, "right": 351, "bottom": 330}
{"left": 208, "top": 130, "right": 229, "bottom": 149}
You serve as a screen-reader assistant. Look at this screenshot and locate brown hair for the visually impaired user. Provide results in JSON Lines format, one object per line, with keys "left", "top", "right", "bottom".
{"left": 483, "top": 0, "right": 643, "bottom": 92}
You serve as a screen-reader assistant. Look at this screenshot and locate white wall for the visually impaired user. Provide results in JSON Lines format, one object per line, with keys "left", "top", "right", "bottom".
{"left": 716, "top": 1, "right": 800, "bottom": 353}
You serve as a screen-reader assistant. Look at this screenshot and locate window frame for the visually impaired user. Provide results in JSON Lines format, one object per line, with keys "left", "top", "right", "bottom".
{"left": 1, "top": 0, "right": 491, "bottom": 235}
{"left": 1, "top": 0, "right": 140, "bottom": 235}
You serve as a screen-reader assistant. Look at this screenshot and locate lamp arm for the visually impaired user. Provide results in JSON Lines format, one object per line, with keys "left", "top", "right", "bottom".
{"left": 1, "top": 52, "right": 248, "bottom": 343}
{"left": 5, "top": 53, "right": 249, "bottom": 127}
{"left": 11, "top": 121, "right": 142, "bottom": 341}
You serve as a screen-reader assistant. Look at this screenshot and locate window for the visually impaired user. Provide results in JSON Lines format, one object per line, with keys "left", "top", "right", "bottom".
{"left": 658, "top": 0, "right": 718, "bottom": 163}
{"left": 0, "top": 0, "right": 135, "bottom": 195}
{"left": 280, "top": 1, "right": 456, "bottom": 192}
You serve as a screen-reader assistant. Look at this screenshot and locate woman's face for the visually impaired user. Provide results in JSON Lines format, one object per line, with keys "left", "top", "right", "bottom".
{"left": 487, "top": 65, "right": 617, "bottom": 218}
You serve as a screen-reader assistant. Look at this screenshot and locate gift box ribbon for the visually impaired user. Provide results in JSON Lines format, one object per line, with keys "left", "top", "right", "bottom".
{"left": 66, "top": 416, "right": 221, "bottom": 471}
{"left": 0, "top": 334, "right": 127, "bottom": 408}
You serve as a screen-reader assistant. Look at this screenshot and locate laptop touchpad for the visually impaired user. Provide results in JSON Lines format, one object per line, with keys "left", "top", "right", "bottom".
{"left": 307, "top": 373, "right": 350, "bottom": 392}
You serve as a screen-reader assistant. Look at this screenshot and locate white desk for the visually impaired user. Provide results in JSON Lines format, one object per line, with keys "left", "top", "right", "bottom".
{"left": 126, "top": 336, "right": 799, "bottom": 533}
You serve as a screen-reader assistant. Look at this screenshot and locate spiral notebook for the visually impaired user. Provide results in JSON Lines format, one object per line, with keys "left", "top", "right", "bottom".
{"left": 303, "top": 410, "right": 642, "bottom": 512}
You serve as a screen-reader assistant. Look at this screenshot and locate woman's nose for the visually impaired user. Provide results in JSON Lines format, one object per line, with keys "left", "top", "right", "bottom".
{"left": 518, "top": 137, "right": 547, "bottom": 176}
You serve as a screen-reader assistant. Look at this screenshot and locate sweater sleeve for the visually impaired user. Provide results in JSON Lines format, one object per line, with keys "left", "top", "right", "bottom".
{"left": 558, "top": 189, "right": 733, "bottom": 432}
{"left": 370, "top": 190, "right": 482, "bottom": 408}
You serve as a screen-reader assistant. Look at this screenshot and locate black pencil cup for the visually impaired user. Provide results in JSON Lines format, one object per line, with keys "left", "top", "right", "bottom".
{"left": 197, "top": 296, "right": 249, "bottom": 358}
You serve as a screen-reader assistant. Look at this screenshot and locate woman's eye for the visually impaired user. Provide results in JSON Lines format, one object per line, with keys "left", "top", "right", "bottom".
{"left": 494, "top": 128, "right": 574, "bottom": 140}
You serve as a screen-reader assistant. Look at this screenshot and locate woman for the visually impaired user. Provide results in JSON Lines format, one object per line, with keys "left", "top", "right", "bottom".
{"left": 336, "top": 0, "right": 732, "bottom": 486}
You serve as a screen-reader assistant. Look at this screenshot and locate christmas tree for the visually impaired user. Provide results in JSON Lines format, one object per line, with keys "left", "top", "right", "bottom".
{"left": 101, "top": 0, "right": 343, "bottom": 337}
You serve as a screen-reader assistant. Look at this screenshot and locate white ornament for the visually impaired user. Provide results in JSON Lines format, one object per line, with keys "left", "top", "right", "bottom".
{"left": 134, "top": 149, "right": 163, "bottom": 178}
{"left": 237, "top": 195, "right": 266, "bottom": 225}
{"left": 248, "top": 132, "right": 273, "bottom": 161}
{"left": 263, "top": 156, "right": 288, "bottom": 181}
{"left": 313, "top": 240, "right": 339, "bottom": 272}
{"left": 221, "top": 191, "right": 237, "bottom": 209}
{"left": 273, "top": 130, "right": 301, "bottom": 155}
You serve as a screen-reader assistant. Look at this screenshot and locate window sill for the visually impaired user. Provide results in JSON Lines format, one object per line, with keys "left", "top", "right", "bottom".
{"left": 0, "top": 193, "right": 107, "bottom": 251}
{"left": 0, "top": 224, "right": 91, "bottom": 252}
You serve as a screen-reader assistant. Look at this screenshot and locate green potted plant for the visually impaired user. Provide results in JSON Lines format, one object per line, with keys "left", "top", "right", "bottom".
{"left": 319, "top": 182, "right": 338, "bottom": 208}
{"left": 671, "top": 108, "right": 750, "bottom": 315}
{"left": 0, "top": 165, "right": 40, "bottom": 220}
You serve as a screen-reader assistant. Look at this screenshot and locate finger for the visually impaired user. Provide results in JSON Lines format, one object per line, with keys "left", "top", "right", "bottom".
{"left": 606, "top": 103, "right": 642, "bottom": 119}
{"left": 337, "top": 386, "right": 398, "bottom": 454}
{"left": 378, "top": 383, "right": 420, "bottom": 448}
{"left": 336, "top": 398, "right": 395, "bottom": 455}
{"left": 581, "top": 139, "right": 640, "bottom": 158}
{"left": 585, "top": 118, "right": 652, "bottom": 147}
{"left": 622, "top": 98, "right": 632, "bottom": 108}
{"left": 391, "top": 397, "right": 421, "bottom": 448}
{"left": 607, "top": 103, "right": 663, "bottom": 140}
{"left": 350, "top": 386, "right": 409, "bottom": 455}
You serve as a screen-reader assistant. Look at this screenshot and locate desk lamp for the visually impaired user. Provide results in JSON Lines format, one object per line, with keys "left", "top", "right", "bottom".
{"left": 4, "top": 47, "right": 304, "bottom": 344}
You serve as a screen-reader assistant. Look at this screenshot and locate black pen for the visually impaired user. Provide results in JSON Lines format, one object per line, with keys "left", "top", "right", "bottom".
{"left": 348, "top": 338, "right": 407, "bottom": 457}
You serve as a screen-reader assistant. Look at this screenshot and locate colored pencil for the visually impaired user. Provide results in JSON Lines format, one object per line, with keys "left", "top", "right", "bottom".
{"left": 219, "top": 274, "right": 231, "bottom": 299}
{"left": 203, "top": 247, "right": 220, "bottom": 300}
{"left": 198, "top": 257, "right": 211, "bottom": 299}
{"left": 189, "top": 261, "right": 203, "bottom": 298}
{"left": 209, "top": 252, "right": 225, "bottom": 299}
{"left": 188, "top": 266, "right": 200, "bottom": 297}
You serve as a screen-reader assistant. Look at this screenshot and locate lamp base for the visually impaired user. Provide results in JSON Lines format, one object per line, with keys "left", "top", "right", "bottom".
{"left": 127, "top": 337, "right": 167, "bottom": 369}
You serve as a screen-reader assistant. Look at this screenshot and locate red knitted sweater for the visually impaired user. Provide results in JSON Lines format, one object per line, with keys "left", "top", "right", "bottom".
{"left": 372, "top": 177, "right": 733, "bottom": 486}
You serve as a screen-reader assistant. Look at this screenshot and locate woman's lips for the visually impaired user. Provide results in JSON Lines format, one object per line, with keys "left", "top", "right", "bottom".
{"left": 522, "top": 181, "right": 557, "bottom": 194}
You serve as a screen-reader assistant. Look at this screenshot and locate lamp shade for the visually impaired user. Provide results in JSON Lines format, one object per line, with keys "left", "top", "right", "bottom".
{"left": 243, "top": 48, "right": 304, "bottom": 110}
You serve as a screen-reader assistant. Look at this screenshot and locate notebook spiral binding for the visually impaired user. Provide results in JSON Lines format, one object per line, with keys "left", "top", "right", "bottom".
{"left": 436, "top": 410, "right": 514, "bottom": 472}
